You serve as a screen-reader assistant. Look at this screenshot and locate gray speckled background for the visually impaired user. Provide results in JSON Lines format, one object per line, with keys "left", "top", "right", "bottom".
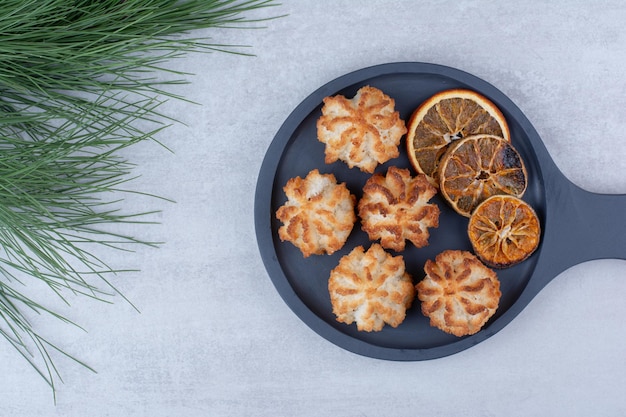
{"left": 2, "top": 2, "right": 626, "bottom": 416}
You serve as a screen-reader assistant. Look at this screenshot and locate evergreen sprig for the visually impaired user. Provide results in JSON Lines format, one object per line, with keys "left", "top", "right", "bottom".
{"left": 0, "top": 0, "right": 280, "bottom": 397}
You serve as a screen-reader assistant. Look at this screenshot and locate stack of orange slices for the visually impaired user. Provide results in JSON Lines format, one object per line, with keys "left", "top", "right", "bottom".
{"left": 406, "top": 89, "right": 510, "bottom": 187}
{"left": 406, "top": 89, "right": 540, "bottom": 268}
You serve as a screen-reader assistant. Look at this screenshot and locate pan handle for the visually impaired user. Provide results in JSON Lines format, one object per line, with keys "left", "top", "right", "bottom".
{"left": 540, "top": 173, "right": 626, "bottom": 280}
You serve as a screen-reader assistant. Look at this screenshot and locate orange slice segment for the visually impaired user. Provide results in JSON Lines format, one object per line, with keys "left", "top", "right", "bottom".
{"left": 468, "top": 195, "right": 541, "bottom": 268}
{"left": 406, "top": 89, "right": 510, "bottom": 186}
{"left": 438, "top": 134, "right": 527, "bottom": 217}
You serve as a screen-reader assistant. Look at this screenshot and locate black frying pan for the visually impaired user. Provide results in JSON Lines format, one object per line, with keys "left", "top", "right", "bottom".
{"left": 254, "top": 62, "right": 626, "bottom": 360}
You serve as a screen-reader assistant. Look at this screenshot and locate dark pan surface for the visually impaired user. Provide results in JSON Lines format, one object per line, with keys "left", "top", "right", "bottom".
{"left": 254, "top": 62, "right": 623, "bottom": 360}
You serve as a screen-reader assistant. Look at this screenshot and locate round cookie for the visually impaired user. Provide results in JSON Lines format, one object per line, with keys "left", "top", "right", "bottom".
{"left": 316, "top": 85, "right": 406, "bottom": 173}
{"left": 416, "top": 250, "right": 501, "bottom": 336}
{"left": 328, "top": 244, "right": 414, "bottom": 332}
{"left": 276, "top": 169, "right": 356, "bottom": 257}
{"left": 358, "top": 166, "right": 440, "bottom": 251}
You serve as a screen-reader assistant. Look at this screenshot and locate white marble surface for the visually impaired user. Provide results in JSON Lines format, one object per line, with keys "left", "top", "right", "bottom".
{"left": 2, "top": 1, "right": 626, "bottom": 416}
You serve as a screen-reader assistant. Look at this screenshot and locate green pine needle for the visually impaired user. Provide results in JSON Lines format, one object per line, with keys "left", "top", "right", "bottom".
{"left": 0, "top": 0, "right": 282, "bottom": 399}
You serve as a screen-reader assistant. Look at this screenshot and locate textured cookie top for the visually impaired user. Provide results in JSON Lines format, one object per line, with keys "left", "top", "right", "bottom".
{"left": 276, "top": 169, "right": 356, "bottom": 257}
{"left": 328, "top": 244, "right": 414, "bottom": 332}
{"left": 316, "top": 85, "right": 406, "bottom": 173}
{"left": 416, "top": 250, "right": 501, "bottom": 337}
{"left": 358, "top": 166, "right": 440, "bottom": 252}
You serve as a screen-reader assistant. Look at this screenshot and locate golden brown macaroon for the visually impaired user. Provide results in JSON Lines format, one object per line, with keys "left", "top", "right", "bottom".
{"left": 328, "top": 244, "right": 415, "bottom": 332}
{"left": 416, "top": 250, "right": 501, "bottom": 337}
{"left": 276, "top": 169, "right": 356, "bottom": 257}
{"left": 358, "top": 166, "right": 440, "bottom": 252}
{"left": 316, "top": 85, "right": 407, "bottom": 173}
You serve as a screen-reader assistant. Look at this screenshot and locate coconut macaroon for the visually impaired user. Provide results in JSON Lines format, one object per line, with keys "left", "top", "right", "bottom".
{"left": 316, "top": 85, "right": 407, "bottom": 173}
{"left": 416, "top": 250, "right": 501, "bottom": 337}
{"left": 328, "top": 244, "right": 415, "bottom": 332}
{"left": 275, "top": 169, "right": 356, "bottom": 258}
{"left": 358, "top": 166, "right": 440, "bottom": 252}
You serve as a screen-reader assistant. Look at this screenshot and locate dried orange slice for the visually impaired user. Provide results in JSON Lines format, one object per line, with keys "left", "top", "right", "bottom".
{"left": 406, "top": 89, "right": 510, "bottom": 186}
{"left": 468, "top": 195, "right": 541, "bottom": 268}
{"left": 438, "top": 134, "right": 527, "bottom": 217}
